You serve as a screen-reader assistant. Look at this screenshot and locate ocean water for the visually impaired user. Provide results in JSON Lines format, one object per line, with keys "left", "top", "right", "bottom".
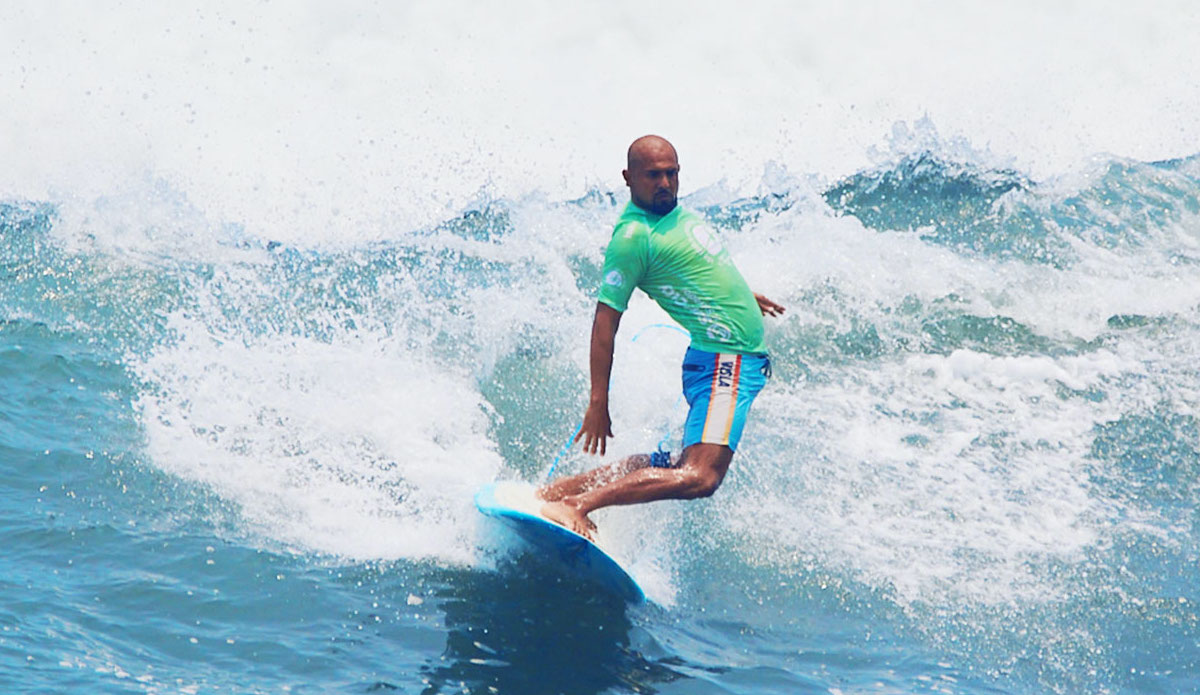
{"left": 4, "top": 2, "right": 1200, "bottom": 693}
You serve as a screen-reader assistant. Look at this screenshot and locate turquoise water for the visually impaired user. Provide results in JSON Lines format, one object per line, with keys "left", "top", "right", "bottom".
{"left": 4, "top": 147, "right": 1200, "bottom": 693}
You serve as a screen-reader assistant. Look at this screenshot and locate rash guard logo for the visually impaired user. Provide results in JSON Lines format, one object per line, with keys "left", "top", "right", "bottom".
{"left": 690, "top": 224, "right": 724, "bottom": 256}
{"left": 706, "top": 323, "right": 732, "bottom": 342}
{"left": 605, "top": 270, "right": 624, "bottom": 287}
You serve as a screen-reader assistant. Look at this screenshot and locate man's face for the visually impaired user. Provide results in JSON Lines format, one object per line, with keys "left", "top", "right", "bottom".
{"left": 624, "top": 149, "right": 679, "bottom": 215}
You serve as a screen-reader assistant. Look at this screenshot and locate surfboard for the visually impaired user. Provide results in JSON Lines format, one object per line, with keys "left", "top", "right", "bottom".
{"left": 474, "top": 481, "right": 646, "bottom": 603}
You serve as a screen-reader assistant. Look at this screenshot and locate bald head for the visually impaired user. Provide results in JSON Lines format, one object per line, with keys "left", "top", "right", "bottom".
{"left": 623, "top": 135, "right": 680, "bottom": 215}
{"left": 626, "top": 135, "right": 678, "bottom": 169}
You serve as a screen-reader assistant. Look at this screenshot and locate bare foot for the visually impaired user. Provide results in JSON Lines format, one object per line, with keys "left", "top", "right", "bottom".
{"left": 540, "top": 500, "right": 597, "bottom": 541}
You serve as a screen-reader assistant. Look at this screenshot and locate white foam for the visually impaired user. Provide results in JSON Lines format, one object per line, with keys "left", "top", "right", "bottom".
{"left": 725, "top": 339, "right": 1156, "bottom": 607}
{"left": 5, "top": 1, "right": 1200, "bottom": 240}
{"left": 134, "top": 314, "right": 502, "bottom": 562}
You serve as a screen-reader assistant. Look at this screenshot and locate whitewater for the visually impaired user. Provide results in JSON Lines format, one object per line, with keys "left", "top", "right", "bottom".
{"left": 3, "top": 2, "right": 1200, "bottom": 693}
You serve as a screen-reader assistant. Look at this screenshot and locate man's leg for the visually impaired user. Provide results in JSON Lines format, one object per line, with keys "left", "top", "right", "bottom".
{"left": 537, "top": 453, "right": 652, "bottom": 502}
{"left": 540, "top": 443, "right": 733, "bottom": 539}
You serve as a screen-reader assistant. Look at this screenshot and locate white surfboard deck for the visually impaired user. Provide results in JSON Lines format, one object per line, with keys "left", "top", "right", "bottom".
{"left": 475, "top": 481, "right": 646, "bottom": 603}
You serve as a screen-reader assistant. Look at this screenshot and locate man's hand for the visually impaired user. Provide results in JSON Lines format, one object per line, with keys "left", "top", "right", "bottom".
{"left": 754, "top": 293, "right": 786, "bottom": 317}
{"left": 574, "top": 400, "right": 614, "bottom": 456}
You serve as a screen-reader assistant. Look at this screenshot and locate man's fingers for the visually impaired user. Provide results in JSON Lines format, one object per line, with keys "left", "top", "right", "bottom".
{"left": 576, "top": 422, "right": 613, "bottom": 456}
{"left": 755, "top": 293, "right": 786, "bottom": 317}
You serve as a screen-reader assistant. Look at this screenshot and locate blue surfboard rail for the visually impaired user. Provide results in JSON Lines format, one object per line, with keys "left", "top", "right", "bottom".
{"left": 475, "top": 483, "right": 646, "bottom": 603}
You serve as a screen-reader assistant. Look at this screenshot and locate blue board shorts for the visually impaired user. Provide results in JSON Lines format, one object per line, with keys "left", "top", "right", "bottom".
{"left": 650, "top": 347, "right": 771, "bottom": 466}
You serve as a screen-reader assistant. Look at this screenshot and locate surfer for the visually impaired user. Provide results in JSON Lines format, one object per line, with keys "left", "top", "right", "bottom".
{"left": 538, "top": 135, "right": 785, "bottom": 540}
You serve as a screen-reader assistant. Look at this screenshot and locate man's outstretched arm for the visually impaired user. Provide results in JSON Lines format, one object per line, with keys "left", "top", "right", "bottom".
{"left": 575, "top": 302, "right": 622, "bottom": 456}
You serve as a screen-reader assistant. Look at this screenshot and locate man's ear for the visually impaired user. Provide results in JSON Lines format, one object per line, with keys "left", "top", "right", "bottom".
{"left": 622, "top": 169, "right": 630, "bottom": 186}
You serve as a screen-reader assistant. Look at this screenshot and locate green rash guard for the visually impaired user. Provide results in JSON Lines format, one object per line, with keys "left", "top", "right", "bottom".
{"left": 596, "top": 201, "right": 766, "bottom": 354}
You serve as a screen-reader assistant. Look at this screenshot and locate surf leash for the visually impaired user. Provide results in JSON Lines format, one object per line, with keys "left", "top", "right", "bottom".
{"left": 629, "top": 322, "right": 689, "bottom": 343}
{"left": 545, "top": 421, "right": 582, "bottom": 481}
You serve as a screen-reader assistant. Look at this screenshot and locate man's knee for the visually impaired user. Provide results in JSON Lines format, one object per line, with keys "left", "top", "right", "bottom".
{"left": 672, "top": 443, "right": 733, "bottom": 498}
{"left": 679, "top": 467, "right": 724, "bottom": 499}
